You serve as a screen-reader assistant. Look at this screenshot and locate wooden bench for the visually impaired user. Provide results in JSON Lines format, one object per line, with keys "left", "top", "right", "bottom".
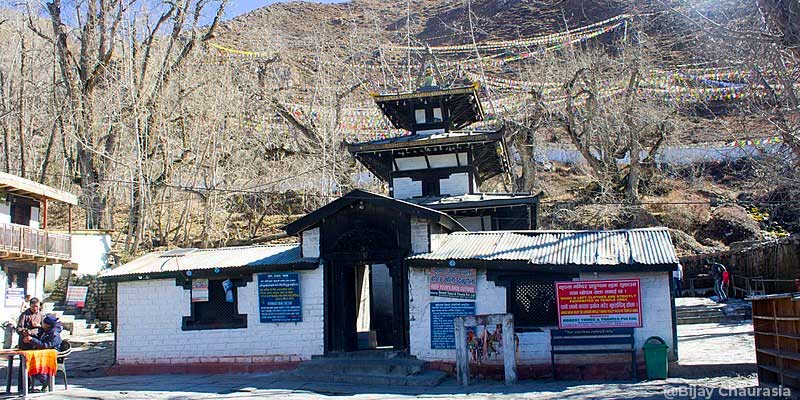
{"left": 550, "top": 327, "right": 637, "bottom": 380}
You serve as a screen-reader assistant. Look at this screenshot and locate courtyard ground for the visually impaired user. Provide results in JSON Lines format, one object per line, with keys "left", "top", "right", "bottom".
{"left": 2, "top": 321, "right": 784, "bottom": 399}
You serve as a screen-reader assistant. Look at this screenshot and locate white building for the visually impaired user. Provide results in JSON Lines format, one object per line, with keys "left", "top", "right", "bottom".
{"left": 0, "top": 172, "right": 77, "bottom": 326}
{"left": 103, "top": 191, "right": 678, "bottom": 379}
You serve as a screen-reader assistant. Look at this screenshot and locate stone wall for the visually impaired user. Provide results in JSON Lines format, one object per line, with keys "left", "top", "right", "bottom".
{"left": 49, "top": 273, "right": 117, "bottom": 328}
{"left": 115, "top": 266, "right": 325, "bottom": 365}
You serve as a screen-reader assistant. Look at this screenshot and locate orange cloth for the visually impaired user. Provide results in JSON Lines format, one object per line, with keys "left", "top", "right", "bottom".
{"left": 22, "top": 349, "right": 57, "bottom": 377}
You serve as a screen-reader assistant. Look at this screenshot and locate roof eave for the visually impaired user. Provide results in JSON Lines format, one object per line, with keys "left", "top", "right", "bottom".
{"left": 406, "top": 258, "right": 678, "bottom": 273}
{"left": 101, "top": 260, "right": 321, "bottom": 283}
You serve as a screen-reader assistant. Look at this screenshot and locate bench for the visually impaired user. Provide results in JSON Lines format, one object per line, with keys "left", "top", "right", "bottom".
{"left": 550, "top": 327, "right": 637, "bottom": 380}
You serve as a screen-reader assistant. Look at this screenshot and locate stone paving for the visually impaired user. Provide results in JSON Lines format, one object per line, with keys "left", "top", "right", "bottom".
{"left": 14, "top": 373, "right": 770, "bottom": 400}
{"left": 0, "top": 322, "right": 782, "bottom": 399}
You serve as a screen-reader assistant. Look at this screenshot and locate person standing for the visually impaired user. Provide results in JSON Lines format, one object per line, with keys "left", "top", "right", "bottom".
{"left": 673, "top": 264, "right": 684, "bottom": 297}
{"left": 18, "top": 295, "right": 31, "bottom": 316}
{"left": 706, "top": 260, "right": 728, "bottom": 302}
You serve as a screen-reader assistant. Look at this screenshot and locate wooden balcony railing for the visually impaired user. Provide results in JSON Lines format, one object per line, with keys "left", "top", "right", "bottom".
{"left": 0, "top": 223, "right": 71, "bottom": 262}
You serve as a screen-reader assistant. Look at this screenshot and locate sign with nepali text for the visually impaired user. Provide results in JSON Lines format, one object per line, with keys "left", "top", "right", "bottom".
{"left": 259, "top": 273, "right": 302, "bottom": 323}
{"left": 555, "top": 279, "right": 642, "bottom": 329}
{"left": 191, "top": 279, "right": 209, "bottom": 302}
{"left": 430, "top": 302, "right": 475, "bottom": 349}
{"left": 65, "top": 286, "right": 89, "bottom": 308}
{"left": 430, "top": 268, "right": 477, "bottom": 300}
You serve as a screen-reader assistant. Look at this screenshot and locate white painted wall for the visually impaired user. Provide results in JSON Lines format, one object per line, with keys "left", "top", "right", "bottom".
{"left": 29, "top": 207, "right": 39, "bottom": 229}
{"left": 410, "top": 218, "right": 430, "bottom": 254}
{"left": 408, "top": 268, "right": 675, "bottom": 364}
{"left": 395, "top": 157, "right": 427, "bottom": 171}
{"left": 302, "top": 228, "right": 320, "bottom": 258}
{"left": 439, "top": 173, "right": 469, "bottom": 196}
{"left": 392, "top": 177, "right": 422, "bottom": 199}
{"left": 456, "top": 216, "right": 483, "bottom": 231}
{"left": 428, "top": 154, "right": 458, "bottom": 169}
{"left": 70, "top": 232, "right": 113, "bottom": 275}
{"left": 0, "top": 203, "right": 11, "bottom": 224}
{"left": 580, "top": 271, "right": 675, "bottom": 359}
{"left": 115, "top": 266, "right": 325, "bottom": 364}
{"left": 408, "top": 267, "right": 506, "bottom": 361}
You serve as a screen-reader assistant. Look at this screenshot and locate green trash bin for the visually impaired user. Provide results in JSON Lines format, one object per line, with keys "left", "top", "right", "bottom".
{"left": 642, "top": 336, "right": 669, "bottom": 380}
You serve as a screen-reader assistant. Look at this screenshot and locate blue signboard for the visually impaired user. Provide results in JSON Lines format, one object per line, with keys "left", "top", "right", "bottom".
{"left": 430, "top": 302, "right": 475, "bottom": 349}
{"left": 259, "top": 273, "right": 302, "bottom": 323}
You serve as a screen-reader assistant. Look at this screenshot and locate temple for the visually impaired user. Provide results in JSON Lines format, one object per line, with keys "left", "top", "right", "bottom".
{"left": 107, "top": 79, "right": 679, "bottom": 383}
{"left": 349, "top": 83, "right": 540, "bottom": 230}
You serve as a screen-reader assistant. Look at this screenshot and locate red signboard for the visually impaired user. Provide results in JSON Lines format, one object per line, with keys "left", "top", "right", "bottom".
{"left": 65, "top": 286, "right": 89, "bottom": 308}
{"left": 555, "top": 279, "right": 642, "bottom": 329}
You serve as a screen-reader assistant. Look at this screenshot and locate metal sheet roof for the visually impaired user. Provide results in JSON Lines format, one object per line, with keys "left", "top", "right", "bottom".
{"left": 102, "top": 244, "right": 316, "bottom": 278}
{"left": 408, "top": 227, "right": 679, "bottom": 267}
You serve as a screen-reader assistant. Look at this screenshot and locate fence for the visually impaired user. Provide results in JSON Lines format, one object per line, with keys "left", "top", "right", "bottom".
{"left": 680, "top": 235, "right": 800, "bottom": 297}
{"left": 0, "top": 222, "right": 71, "bottom": 260}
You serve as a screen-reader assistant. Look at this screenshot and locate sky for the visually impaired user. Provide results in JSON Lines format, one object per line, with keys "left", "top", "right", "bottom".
{"left": 224, "top": 0, "right": 347, "bottom": 20}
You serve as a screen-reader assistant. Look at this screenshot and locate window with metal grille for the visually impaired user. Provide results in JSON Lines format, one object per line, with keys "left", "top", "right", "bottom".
{"left": 182, "top": 278, "right": 247, "bottom": 331}
{"left": 508, "top": 278, "right": 569, "bottom": 328}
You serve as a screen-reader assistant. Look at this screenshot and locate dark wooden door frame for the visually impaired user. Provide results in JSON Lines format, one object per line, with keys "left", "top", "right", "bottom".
{"left": 323, "top": 255, "right": 410, "bottom": 354}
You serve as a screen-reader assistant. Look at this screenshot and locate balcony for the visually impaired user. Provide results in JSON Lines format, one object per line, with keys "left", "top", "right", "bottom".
{"left": 0, "top": 223, "right": 72, "bottom": 264}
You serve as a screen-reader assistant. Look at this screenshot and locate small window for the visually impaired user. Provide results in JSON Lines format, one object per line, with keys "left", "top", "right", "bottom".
{"left": 432, "top": 108, "right": 443, "bottom": 122}
{"left": 508, "top": 277, "right": 574, "bottom": 329}
{"left": 182, "top": 278, "right": 247, "bottom": 331}
{"left": 415, "top": 109, "right": 427, "bottom": 124}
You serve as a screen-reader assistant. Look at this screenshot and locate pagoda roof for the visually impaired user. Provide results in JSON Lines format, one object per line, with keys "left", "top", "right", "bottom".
{"left": 372, "top": 84, "right": 484, "bottom": 132}
{"left": 348, "top": 128, "right": 511, "bottom": 183}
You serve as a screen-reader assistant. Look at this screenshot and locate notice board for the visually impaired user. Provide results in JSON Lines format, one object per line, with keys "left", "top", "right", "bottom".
{"left": 555, "top": 279, "right": 642, "bottom": 329}
{"left": 259, "top": 273, "right": 302, "bottom": 323}
{"left": 65, "top": 286, "right": 89, "bottom": 308}
{"left": 4, "top": 288, "right": 24, "bottom": 308}
{"left": 430, "top": 268, "right": 477, "bottom": 300}
{"left": 430, "top": 302, "right": 475, "bottom": 349}
{"left": 191, "top": 279, "right": 209, "bottom": 302}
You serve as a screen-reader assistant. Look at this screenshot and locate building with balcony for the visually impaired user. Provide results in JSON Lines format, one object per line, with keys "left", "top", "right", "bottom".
{"left": 0, "top": 171, "right": 77, "bottom": 322}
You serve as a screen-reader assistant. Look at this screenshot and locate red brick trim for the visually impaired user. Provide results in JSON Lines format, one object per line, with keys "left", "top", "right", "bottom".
{"left": 425, "top": 360, "right": 647, "bottom": 381}
{"left": 107, "top": 362, "right": 300, "bottom": 376}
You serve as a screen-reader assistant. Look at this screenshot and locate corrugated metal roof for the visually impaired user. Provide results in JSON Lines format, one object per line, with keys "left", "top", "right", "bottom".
{"left": 102, "top": 244, "right": 316, "bottom": 278}
{"left": 408, "top": 227, "right": 679, "bottom": 266}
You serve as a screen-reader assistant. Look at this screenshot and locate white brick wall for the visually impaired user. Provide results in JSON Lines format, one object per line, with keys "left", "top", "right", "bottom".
{"left": 408, "top": 268, "right": 674, "bottom": 364}
{"left": 116, "top": 266, "right": 325, "bottom": 364}
{"left": 408, "top": 267, "right": 506, "bottom": 361}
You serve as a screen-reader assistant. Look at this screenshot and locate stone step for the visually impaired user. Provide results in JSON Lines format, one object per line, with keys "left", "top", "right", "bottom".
{"left": 312, "top": 350, "right": 407, "bottom": 360}
{"left": 286, "top": 369, "right": 447, "bottom": 386}
{"left": 297, "top": 358, "right": 426, "bottom": 376}
{"left": 677, "top": 315, "right": 726, "bottom": 324}
{"left": 676, "top": 310, "right": 725, "bottom": 318}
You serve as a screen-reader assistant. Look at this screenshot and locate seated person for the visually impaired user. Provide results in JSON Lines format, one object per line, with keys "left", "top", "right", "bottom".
{"left": 16, "top": 298, "right": 43, "bottom": 349}
{"left": 22, "top": 315, "right": 63, "bottom": 392}
{"left": 23, "top": 315, "right": 62, "bottom": 351}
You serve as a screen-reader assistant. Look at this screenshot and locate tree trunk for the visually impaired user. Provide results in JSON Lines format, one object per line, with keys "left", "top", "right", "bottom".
{"left": 626, "top": 139, "right": 641, "bottom": 204}
{"left": 17, "top": 36, "right": 26, "bottom": 177}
